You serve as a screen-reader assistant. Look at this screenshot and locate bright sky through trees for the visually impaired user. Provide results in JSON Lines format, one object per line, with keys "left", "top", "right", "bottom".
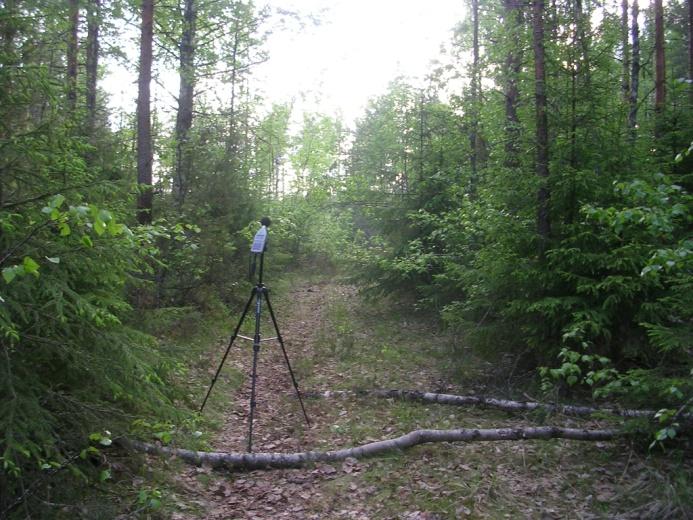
{"left": 253, "top": 0, "right": 466, "bottom": 123}
{"left": 103, "top": 0, "right": 466, "bottom": 126}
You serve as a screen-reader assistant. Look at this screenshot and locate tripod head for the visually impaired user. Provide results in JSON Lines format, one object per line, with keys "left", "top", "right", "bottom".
{"left": 250, "top": 217, "right": 271, "bottom": 283}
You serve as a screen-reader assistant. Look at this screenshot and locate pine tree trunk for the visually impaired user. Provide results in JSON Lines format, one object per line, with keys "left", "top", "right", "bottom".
{"left": 503, "top": 0, "right": 523, "bottom": 169}
{"left": 628, "top": 0, "right": 640, "bottom": 139}
{"left": 66, "top": 0, "right": 79, "bottom": 112}
{"left": 533, "top": 0, "right": 551, "bottom": 249}
{"left": 654, "top": 0, "right": 666, "bottom": 138}
{"left": 136, "top": 0, "right": 154, "bottom": 225}
{"left": 85, "top": 0, "right": 100, "bottom": 136}
{"left": 173, "top": 0, "right": 196, "bottom": 208}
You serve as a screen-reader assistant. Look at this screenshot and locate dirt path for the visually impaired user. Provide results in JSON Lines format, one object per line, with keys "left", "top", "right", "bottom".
{"left": 171, "top": 281, "right": 359, "bottom": 519}
{"left": 168, "top": 278, "right": 691, "bottom": 519}
{"left": 171, "top": 280, "right": 448, "bottom": 519}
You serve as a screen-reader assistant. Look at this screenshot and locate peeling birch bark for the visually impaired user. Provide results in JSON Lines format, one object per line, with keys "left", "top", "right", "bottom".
{"left": 121, "top": 426, "right": 619, "bottom": 470}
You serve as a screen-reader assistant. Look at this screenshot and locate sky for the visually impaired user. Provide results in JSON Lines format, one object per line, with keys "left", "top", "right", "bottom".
{"left": 103, "top": 0, "right": 467, "bottom": 128}
{"left": 252, "top": 0, "right": 467, "bottom": 124}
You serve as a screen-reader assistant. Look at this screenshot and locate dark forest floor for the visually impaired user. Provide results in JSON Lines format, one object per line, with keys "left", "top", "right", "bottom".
{"left": 158, "top": 273, "right": 691, "bottom": 519}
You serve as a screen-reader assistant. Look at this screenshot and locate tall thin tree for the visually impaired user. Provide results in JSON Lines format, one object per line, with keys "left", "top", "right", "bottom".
{"left": 622, "top": 0, "right": 630, "bottom": 104}
{"left": 137, "top": 0, "right": 154, "bottom": 225}
{"left": 66, "top": 0, "right": 79, "bottom": 112}
{"left": 628, "top": 0, "right": 640, "bottom": 138}
{"left": 85, "top": 0, "right": 100, "bottom": 135}
{"left": 686, "top": 0, "right": 693, "bottom": 105}
{"left": 533, "top": 0, "right": 551, "bottom": 248}
{"left": 503, "top": 0, "right": 523, "bottom": 169}
{"left": 654, "top": 0, "right": 666, "bottom": 137}
{"left": 469, "top": 0, "right": 481, "bottom": 196}
{"left": 173, "top": 0, "right": 196, "bottom": 208}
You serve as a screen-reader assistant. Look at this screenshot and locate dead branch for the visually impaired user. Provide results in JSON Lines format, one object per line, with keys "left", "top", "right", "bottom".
{"left": 305, "top": 389, "right": 693, "bottom": 422}
{"left": 121, "top": 426, "right": 618, "bottom": 471}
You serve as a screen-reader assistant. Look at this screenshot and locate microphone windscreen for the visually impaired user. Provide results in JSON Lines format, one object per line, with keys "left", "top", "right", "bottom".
{"left": 260, "top": 217, "right": 271, "bottom": 227}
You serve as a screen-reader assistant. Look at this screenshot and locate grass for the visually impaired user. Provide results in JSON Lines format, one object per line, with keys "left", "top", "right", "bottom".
{"left": 117, "top": 271, "right": 692, "bottom": 519}
{"left": 294, "top": 279, "right": 693, "bottom": 519}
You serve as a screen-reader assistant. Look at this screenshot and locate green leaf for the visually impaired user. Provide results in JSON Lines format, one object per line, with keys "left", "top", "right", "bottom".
{"left": 50, "top": 194, "right": 66, "bottom": 209}
{"left": 93, "top": 218, "right": 106, "bottom": 236}
{"left": 59, "top": 222, "right": 71, "bottom": 236}
{"left": 2, "top": 266, "right": 22, "bottom": 284}
{"left": 98, "top": 209, "right": 112, "bottom": 223}
{"left": 81, "top": 235, "right": 93, "bottom": 247}
{"left": 107, "top": 219, "right": 123, "bottom": 236}
{"left": 22, "top": 256, "right": 40, "bottom": 276}
{"left": 80, "top": 446, "right": 100, "bottom": 459}
{"left": 154, "top": 431, "right": 172, "bottom": 444}
{"left": 45, "top": 256, "right": 60, "bottom": 264}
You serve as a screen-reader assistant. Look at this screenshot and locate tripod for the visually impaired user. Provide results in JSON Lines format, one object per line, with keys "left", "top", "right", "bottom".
{"left": 199, "top": 222, "right": 310, "bottom": 452}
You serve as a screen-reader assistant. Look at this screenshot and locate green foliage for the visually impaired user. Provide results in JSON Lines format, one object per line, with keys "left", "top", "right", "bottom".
{"left": 0, "top": 12, "right": 198, "bottom": 510}
{"left": 1, "top": 0, "right": 692, "bottom": 514}
{"left": 335, "top": 1, "right": 693, "bottom": 453}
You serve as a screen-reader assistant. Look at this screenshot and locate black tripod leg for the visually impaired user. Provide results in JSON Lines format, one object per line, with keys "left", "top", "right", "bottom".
{"left": 199, "top": 288, "right": 256, "bottom": 413}
{"left": 247, "top": 341, "right": 260, "bottom": 452}
{"left": 264, "top": 290, "right": 311, "bottom": 426}
{"left": 247, "top": 287, "right": 264, "bottom": 453}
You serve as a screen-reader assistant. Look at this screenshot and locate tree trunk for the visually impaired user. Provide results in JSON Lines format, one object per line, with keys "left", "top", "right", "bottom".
{"left": 122, "top": 426, "right": 620, "bottom": 470}
{"left": 574, "top": 0, "right": 591, "bottom": 85}
{"left": 567, "top": 0, "right": 591, "bottom": 224}
{"left": 136, "top": 0, "right": 154, "bottom": 225}
{"left": 689, "top": 0, "right": 692, "bottom": 104}
{"left": 654, "top": 0, "right": 666, "bottom": 138}
{"left": 503, "top": 0, "right": 523, "bottom": 169}
{"left": 621, "top": 0, "right": 630, "bottom": 104}
{"left": 628, "top": 0, "right": 640, "bottom": 138}
{"left": 0, "top": 0, "right": 18, "bottom": 207}
{"left": 173, "top": 0, "right": 196, "bottom": 208}
{"left": 532, "top": 0, "right": 551, "bottom": 250}
{"left": 469, "top": 0, "right": 480, "bottom": 196}
{"left": 225, "top": 31, "right": 240, "bottom": 160}
{"left": 419, "top": 91, "right": 425, "bottom": 182}
{"left": 85, "top": 0, "right": 100, "bottom": 136}
{"left": 66, "top": 0, "right": 79, "bottom": 112}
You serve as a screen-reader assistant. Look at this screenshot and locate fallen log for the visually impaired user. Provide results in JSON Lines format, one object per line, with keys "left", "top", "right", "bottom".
{"left": 305, "top": 389, "right": 693, "bottom": 422}
{"left": 121, "top": 426, "right": 619, "bottom": 470}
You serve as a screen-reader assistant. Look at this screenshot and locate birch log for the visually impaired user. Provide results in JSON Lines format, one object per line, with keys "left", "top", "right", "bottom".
{"left": 305, "top": 389, "right": 692, "bottom": 422}
{"left": 121, "top": 426, "right": 619, "bottom": 470}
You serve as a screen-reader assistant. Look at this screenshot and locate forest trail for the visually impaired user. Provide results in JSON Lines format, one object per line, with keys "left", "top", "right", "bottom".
{"left": 168, "top": 275, "right": 684, "bottom": 519}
